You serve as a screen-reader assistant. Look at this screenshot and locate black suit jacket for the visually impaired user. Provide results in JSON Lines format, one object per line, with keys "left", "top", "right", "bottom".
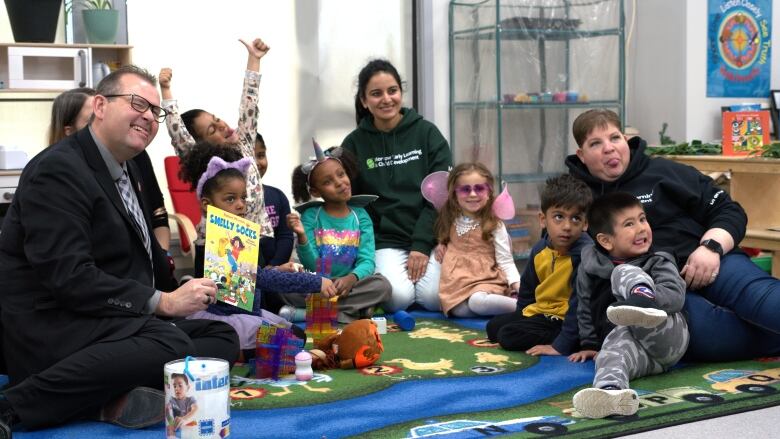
{"left": 0, "top": 128, "right": 177, "bottom": 384}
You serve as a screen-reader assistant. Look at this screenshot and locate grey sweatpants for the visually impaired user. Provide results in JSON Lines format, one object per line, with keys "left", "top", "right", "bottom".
{"left": 594, "top": 265, "right": 690, "bottom": 389}
{"left": 279, "top": 273, "right": 392, "bottom": 323}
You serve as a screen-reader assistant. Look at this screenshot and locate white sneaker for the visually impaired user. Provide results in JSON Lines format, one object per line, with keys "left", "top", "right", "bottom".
{"left": 607, "top": 305, "right": 667, "bottom": 328}
{"left": 573, "top": 387, "right": 639, "bottom": 419}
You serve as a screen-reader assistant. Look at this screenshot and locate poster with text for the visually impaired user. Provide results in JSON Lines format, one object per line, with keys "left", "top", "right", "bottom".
{"left": 707, "top": 0, "right": 772, "bottom": 97}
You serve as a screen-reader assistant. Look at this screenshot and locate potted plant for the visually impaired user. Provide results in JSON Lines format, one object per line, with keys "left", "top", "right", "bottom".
{"left": 81, "top": 0, "right": 118, "bottom": 44}
{"left": 3, "top": 0, "right": 62, "bottom": 43}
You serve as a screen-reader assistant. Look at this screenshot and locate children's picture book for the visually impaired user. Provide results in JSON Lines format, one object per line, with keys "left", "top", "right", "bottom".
{"left": 204, "top": 205, "right": 260, "bottom": 311}
{"left": 722, "top": 110, "right": 771, "bottom": 156}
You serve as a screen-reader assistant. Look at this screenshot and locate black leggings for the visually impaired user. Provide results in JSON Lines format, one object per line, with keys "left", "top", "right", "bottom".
{"left": 486, "top": 312, "right": 563, "bottom": 351}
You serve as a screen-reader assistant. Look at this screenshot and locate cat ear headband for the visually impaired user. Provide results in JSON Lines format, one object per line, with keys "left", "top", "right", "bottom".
{"left": 421, "top": 170, "right": 516, "bottom": 220}
{"left": 300, "top": 138, "right": 342, "bottom": 189}
{"left": 196, "top": 156, "right": 253, "bottom": 198}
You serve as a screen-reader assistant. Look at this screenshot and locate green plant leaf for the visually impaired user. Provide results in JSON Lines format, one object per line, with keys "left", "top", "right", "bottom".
{"left": 81, "top": 0, "right": 113, "bottom": 9}
{"left": 645, "top": 141, "right": 722, "bottom": 156}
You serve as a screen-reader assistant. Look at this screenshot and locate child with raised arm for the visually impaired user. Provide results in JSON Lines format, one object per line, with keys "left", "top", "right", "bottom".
{"left": 159, "top": 37, "right": 273, "bottom": 240}
{"left": 178, "top": 141, "right": 338, "bottom": 354}
{"left": 287, "top": 143, "right": 392, "bottom": 323}
{"left": 486, "top": 174, "right": 592, "bottom": 353}
{"left": 432, "top": 162, "right": 519, "bottom": 317}
{"left": 571, "top": 192, "right": 689, "bottom": 419}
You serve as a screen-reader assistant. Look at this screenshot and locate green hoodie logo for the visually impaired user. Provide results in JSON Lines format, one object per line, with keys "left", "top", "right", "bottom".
{"left": 366, "top": 158, "right": 375, "bottom": 169}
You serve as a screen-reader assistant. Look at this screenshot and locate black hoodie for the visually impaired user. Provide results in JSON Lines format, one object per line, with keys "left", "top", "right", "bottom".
{"left": 565, "top": 136, "right": 747, "bottom": 268}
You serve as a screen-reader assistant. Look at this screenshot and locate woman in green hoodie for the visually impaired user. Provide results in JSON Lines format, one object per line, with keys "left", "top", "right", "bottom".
{"left": 341, "top": 59, "right": 452, "bottom": 312}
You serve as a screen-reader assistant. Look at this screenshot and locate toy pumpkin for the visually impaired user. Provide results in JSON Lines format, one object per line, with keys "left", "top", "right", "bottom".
{"left": 310, "top": 319, "right": 384, "bottom": 370}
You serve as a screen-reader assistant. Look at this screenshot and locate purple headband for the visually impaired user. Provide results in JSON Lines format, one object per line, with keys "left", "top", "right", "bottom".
{"left": 196, "top": 156, "right": 253, "bottom": 198}
{"left": 301, "top": 138, "right": 342, "bottom": 188}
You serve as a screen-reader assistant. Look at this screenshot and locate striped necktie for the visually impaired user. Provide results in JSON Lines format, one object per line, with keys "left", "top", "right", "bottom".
{"left": 117, "top": 170, "right": 152, "bottom": 261}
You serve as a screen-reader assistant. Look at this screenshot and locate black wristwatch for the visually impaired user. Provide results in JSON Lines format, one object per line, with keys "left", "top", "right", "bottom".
{"left": 700, "top": 239, "right": 724, "bottom": 257}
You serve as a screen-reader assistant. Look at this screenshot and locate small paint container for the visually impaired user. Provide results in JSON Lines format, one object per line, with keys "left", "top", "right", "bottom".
{"left": 371, "top": 316, "right": 387, "bottom": 334}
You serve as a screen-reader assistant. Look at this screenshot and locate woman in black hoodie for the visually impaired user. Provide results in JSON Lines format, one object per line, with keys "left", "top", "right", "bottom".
{"left": 566, "top": 109, "right": 780, "bottom": 361}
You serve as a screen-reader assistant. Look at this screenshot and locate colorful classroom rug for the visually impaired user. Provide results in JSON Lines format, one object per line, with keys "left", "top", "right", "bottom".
{"left": 7, "top": 311, "right": 780, "bottom": 438}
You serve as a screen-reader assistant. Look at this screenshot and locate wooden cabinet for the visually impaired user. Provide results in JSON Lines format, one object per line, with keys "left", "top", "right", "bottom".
{"left": 668, "top": 155, "right": 780, "bottom": 276}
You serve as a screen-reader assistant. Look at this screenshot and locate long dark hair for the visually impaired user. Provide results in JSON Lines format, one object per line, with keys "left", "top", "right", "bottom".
{"left": 48, "top": 87, "right": 96, "bottom": 145}
{"left": 353, "top": 59, "right": 403, "bottom": 125}
{"left": 181, "top": 109, "right": 207, "bottom": 140}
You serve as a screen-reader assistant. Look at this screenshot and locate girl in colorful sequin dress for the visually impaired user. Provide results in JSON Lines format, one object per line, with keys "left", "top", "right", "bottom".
{"left": 287, "top": 142, "right": 392, "bottom": 323}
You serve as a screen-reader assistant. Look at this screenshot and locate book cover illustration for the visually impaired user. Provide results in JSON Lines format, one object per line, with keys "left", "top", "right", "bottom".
{"left": 204, "top": 205, "right": 260, "bottom": 311}
{"left": 722, "top": 110, "right": 771, "bottom": 156}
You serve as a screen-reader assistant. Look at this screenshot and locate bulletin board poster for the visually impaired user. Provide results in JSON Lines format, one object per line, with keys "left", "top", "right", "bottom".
{"left": 707, "top": 0, "right": 772, "bottom": 97}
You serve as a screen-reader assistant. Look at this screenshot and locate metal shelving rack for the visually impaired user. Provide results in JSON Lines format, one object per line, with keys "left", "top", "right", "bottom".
{"left": 449, "top": 0, "right": 625, "bottom": 202}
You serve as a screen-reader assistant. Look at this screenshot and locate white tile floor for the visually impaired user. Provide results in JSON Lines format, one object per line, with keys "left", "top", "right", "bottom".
{"left": 624, "top": 405, "right": 780, "bottom": 438}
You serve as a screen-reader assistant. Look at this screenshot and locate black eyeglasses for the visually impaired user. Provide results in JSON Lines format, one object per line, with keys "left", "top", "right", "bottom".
{"left": 103, "top": 93, "right": 169, "bottom": 123}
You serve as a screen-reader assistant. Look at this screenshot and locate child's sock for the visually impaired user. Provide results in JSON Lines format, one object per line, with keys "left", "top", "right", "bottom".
{"left": 607, "top": 284, "right": 667, "bottom": 328}
{"left": 572, "top": 387, "right": 639, "bottom": 419}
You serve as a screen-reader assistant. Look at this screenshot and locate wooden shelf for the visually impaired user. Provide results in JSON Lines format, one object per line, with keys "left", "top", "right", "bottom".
{"left": 0, "top": 43, "right": 132, "bottom": 49}
{"left": 0, "top": 43, "right": 132, "bottom": 155}
{"left": 0, "top": 43, "right": 133, "bottom": 95}
{"left": 669, "top": 155, "right": 780, "bottom": 276}
{"left": 666, "top": 155, "right": 780, "bottom": 174}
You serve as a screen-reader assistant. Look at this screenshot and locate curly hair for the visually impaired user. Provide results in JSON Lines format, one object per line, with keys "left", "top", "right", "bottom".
{"left": 291, "top": 146, "right": 358, "bottom": 204}
{"left": 434, "top": 162, "right": 499, "bottom": 245}
{"left": 178, "top": 141, "right": 244, "bottom": 198}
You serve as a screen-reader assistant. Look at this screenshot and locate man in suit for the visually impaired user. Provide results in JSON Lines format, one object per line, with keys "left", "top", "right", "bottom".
{"left": 0, "top": 65, "right": 239, "bottom": 436}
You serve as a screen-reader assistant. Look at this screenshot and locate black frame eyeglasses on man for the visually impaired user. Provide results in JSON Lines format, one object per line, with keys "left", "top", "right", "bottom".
{"left": 103, "top": 94, "right": 169, "bottom": 123}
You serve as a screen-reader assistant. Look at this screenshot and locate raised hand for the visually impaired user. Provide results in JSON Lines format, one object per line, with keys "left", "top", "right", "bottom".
{"left": 286, "top": 212, "right": 306, "bottom": 243}
{"left": 240, "top": 38, "right": 270, "bottom": 73}
{"left": 159, "top": 68, "right": 172, "bottom": 88}
{"left": 158, "top": 68, "right": 173, "bottom": 100}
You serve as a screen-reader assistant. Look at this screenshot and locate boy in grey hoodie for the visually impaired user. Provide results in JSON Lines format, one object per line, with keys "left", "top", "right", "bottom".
{"left": 571, "top": 192, "right": 689, "bottom": 419}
